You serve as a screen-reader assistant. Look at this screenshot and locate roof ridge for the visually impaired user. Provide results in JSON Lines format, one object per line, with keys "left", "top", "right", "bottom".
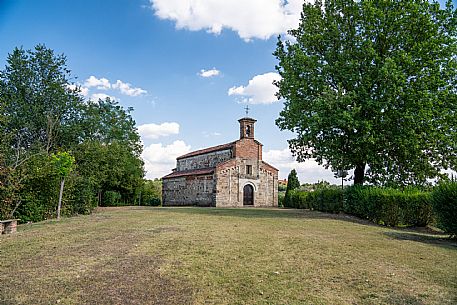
{"left": 177, "top": 141, "right": 235, "bottom": 160}
{"left": 162, "top": 167, "right": 214, "bottom": 179}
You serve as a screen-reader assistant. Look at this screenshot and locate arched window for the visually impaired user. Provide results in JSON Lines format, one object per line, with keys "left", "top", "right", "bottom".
{"left": 246, "top": 125, "right": 251, "bottom": 136}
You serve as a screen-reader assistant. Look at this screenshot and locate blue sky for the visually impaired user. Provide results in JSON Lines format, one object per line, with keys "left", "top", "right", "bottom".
{"left": 0, "top": 0, "right": 453, "bottom": 182}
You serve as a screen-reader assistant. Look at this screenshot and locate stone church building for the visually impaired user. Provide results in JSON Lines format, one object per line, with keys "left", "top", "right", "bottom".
{"left": 162, "top": 117, "right": 278, "bottom": 207}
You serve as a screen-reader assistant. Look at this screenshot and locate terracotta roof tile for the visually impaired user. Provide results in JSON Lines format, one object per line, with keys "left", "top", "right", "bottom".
{"left": 162, "top": 168, "right": 214, "bottom": 179}
{"left": 177, "top": 142, "right": 235, "bottom": 160}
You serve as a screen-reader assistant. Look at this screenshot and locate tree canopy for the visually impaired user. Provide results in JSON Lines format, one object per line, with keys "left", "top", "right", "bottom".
{"left": 0, "top": 45, "right": 145, "bottom": 221}
{"left": 274, "top": 0, "right": 457, "bottom": 186}
{"left": 286, "top": 169, "right": 300, "bottom": 192}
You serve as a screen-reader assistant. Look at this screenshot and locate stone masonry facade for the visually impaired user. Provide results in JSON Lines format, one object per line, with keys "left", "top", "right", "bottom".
{"left": 162, "top": 117, "right": 278, "bottom": 207}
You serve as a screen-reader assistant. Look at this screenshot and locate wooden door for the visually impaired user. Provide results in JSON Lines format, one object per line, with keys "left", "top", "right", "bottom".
{"left": 243, "top": 184, "right": 254, "bottom": 206}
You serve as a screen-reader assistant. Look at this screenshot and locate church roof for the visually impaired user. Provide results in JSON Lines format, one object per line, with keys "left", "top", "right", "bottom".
{"left": 162, "top": 168, "right": 214, "bottom": 179}
{"left": 177, "top": 142, "right": 235, "bottom": 160}
{"left": 261, "top": 160, "right": 279, "bottom": 172}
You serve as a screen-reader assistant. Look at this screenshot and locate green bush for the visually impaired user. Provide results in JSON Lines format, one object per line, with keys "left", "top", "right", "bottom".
{"left": 286, "top": 188, "right": 343, "bottom": 213}
{"left": 284, "top": 169, "right": 300, "bottom": 207}
{"left": 278, "top": 192, "right": 285, "bottom": 207}
{"left": 401, "top": 191, "right": 433, "bottom": 227}
{"left": 311, "top": 188, "right": 343, "bottom": 213}
{"left": 143, "top": 197, "right": 161, "bottom": 206}
{"left": 343, "top": 186, "right": 432, "bottom": 227}
{"left": 291, "top": 190, "right": 310, "bottom": 209}
{"left": 432, "top": 181, "right": 457, "bottom": 237}
{"left": 103, "top": 191, "right": 122, "bottom": 206}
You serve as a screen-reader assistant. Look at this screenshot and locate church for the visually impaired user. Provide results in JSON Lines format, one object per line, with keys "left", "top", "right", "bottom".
{"left": 162, "top": 116, "right": 278, "bottom": 207}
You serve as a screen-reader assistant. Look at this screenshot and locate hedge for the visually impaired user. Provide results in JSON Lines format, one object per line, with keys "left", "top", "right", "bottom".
{"left": 286, "top": 186, "right": 433, "bottom": 227}
{"left": 286, "top": 188, "right": 343, "bottom": 213}
{"left": 344, "top": 186, "right": 432, "bottom": 227}
{"left": 431, "top": 181, "right": 457, "bottom": 237}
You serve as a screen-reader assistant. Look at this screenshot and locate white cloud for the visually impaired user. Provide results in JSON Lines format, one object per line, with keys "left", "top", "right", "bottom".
{"left": 90, "top": 93, "right": 116, "bottom": 101}
{"left": 84, "top": 76, "right": 111, "bottom": 90}
{"left": 67, "top": 84, "right": 89, "bottom": 97}
{"left": 142, "top": 140, "right": 192, "bottom": 178}
{"left": 202, "top": 131, "right": 222, "bottom": 138}
{"left": 138, "top": 122, "right": 180, "bottom": 139}
{"left": 199, "top": 68, "right": 220, "bottom": 78}
{"left": 263, "top": 148, "right": 341, "bottom": 184}
{"left": 149, "top": 0, "right": 304, "bottom": 41}
{"left": 228, "top": 72, "right": 281, "bottom": 104}
{"left": 113, "top": 80, "right": 147, "bottom": 97}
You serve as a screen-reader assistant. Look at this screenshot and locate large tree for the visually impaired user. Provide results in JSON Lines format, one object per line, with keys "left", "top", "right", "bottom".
{"left": 274, "top": 0, "right": 457, "bottom": 186}
{"left": 0, "top": 45, "right": 82, "bottom": 218}
{"left": 0, "top": 45, "right": 144, "bottom": 220}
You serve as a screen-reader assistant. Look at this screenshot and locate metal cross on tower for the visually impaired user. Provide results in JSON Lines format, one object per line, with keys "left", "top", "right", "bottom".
{"left": 244, "top": 105, "right": 250, "bottom": 116}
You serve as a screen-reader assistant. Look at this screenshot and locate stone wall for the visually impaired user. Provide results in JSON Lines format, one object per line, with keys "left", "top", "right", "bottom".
{"left": 215, "top": 159, "right": 277, "bottom": 207}
{"left": 177, "top": 149, "right": 232, "bottom": 171}
{"left": 214, "top": 160, "right": 240, "bottom": 207}
{"left": 162, "top": 174, "right": 215, "bottom": 206}
{"left": 163, "top": 129, "right": 278, "bottom": 207}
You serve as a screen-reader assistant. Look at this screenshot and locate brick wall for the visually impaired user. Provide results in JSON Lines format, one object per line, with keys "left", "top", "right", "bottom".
{"left": 233, "top": 139, "right": 262, "bottom": 160}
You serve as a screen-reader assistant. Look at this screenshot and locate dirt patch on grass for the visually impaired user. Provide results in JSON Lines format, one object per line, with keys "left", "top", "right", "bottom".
{"left": 0, "top": 217, "right": 193, "bottom": 305}
{"left": 69, "top": 255, "right": 193, "bottom": 305}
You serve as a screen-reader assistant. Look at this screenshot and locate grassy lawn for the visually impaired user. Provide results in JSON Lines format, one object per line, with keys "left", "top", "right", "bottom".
{"left": 1, "top": 207, "right": 456, "bottom": 305}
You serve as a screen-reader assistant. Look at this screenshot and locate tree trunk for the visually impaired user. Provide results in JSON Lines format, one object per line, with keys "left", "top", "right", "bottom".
{"left": 9, "top": 199, "right": 22, "bottom": 219}
{"left": 57, "top": 177, "right": 65, "bottom": 220}
{"left": 353, "top": 163, "right": 366, "bottom": 185}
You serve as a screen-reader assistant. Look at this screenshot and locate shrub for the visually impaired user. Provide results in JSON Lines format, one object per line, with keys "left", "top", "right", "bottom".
{"left": 286, "top": 188, "right": 343, "bottom": 212}
{"left": 344, "top": 186, "right": 432, "bottom": 227}
{"left": 311, "top": 188, "right": 343, "bottom": 213}
{"left": 290, "top": 190, "right": 310, "bottom": 209}
{"left": 432, "top": 181, "right": 457, "bottom": 238}
{"left": 284, "top": 169, "right": 300, "bottom": 207}
{"left": 278, "top": 192, "right": 285, "bottom": 207}
{"left": 143, "top": 197, "right": 161, "bottom": 206}
{"left": 283, "top": 185, "right": 432, "bottom": 227}
{"left": 401, "top": 191, "right": 433, "bottom": 227}
{"left": 103, "top": 191, "right": 122, "bottom": 206}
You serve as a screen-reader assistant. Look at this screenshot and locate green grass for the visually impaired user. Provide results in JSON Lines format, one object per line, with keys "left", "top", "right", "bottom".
{"left": 1, "top": 207, "right": 456, "bottom": 304}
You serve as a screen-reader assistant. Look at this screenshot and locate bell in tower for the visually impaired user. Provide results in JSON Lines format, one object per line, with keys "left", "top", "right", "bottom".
{"left": 238, "top": 117, "right": 256, "bottom": 139}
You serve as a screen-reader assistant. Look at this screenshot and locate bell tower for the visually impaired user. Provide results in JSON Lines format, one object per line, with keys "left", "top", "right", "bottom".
{"left": 238, "top": 117, "right": 256, "bottom": 139}
{"left": 239, "top": 105, "right": 256, "bottom": 139}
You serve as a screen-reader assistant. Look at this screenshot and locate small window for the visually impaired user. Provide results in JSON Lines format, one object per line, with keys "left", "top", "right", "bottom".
{"left": 246, "top": 165, "right": 252, "bottom": 175}
{"left": 246, "top": 125, "right": 251, "bottom": 136}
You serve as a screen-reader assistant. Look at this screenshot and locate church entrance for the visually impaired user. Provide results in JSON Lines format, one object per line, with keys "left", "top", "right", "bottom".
{"left": 243, "top": 184, "right": 254, "bottom": 206}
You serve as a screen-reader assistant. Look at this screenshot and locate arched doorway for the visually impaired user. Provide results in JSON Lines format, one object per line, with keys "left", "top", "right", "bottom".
{"left": 243, "top": 184, "right": 254, "bottom": 206}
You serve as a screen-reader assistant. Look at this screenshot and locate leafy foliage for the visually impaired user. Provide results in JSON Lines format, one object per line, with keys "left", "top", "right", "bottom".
{"left": 51, "top": 152, "right": 75, "bottom": 177}
{"left": 287, "top": 185, "right": 343, "bottom": 213}
{"left": 284, "top": 169, "right": 300, "bottom": 207}
{"left": 431, "top": 181, "right": 457, "bottom": 237}
{"left": 286, "top": 169, "right": 300, "bottom": 191}
{"left": 0, "top": 45, "right": 144, "bottom": 221}
{"left": 343, "top": 186, "right": 432, "bottom": 226}
{"left": 287, "top": 186, "right": 432, "bottom": 227}
{"left": 274, "top": 0, "right": 457, "bottom": 186}
{"left": 140, "top": 179, "right": 162, "bottom": 206}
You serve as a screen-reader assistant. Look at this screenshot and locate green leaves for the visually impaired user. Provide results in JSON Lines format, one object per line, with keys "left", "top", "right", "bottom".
{"left": 275, "top": 0, "right": 457, "bottom": 186}
{"left": 284, "top": 169, "right": 300, "bottom": 207}
{"left": 0, "top": 45, "right": 145, "bottom": 221}
{"left": 431, "top": 180, "right": 457, "bottom": 237}
{"left": 51, "top": 152, "right": 75, "bottom": 178}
